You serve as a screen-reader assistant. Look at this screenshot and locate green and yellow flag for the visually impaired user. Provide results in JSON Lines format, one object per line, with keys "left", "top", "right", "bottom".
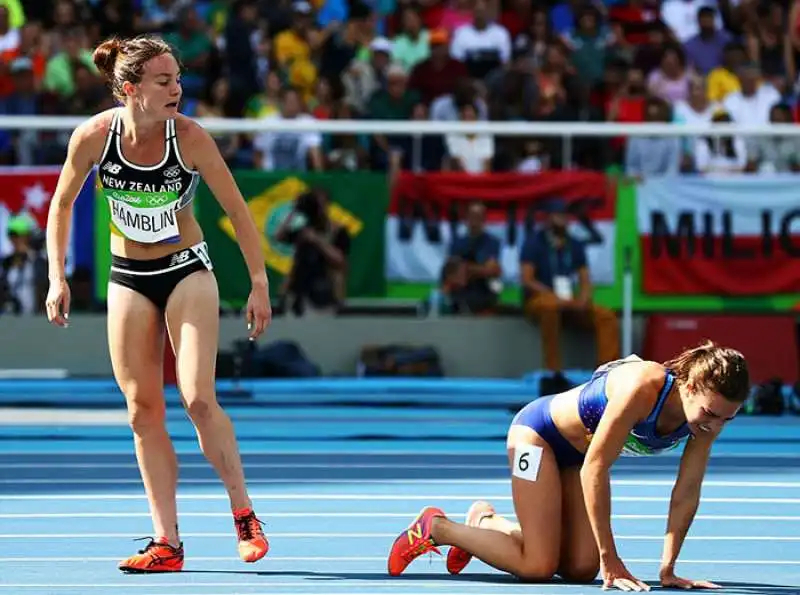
{"left": 199, "top": 171, "right": 389, "bottom": 306}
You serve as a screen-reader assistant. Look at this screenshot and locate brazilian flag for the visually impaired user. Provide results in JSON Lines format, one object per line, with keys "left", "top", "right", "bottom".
{"left": 199, "top": 171, "right": 389, "bottom": 306}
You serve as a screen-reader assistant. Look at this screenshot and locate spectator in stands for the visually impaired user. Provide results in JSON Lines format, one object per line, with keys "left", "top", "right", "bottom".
{"left": 745, "top": 103, "right": 800, "bottom": 173}
{"left": 444, "top": 99, "right": 494, "bottom": 173}
{"left": 366, "top": 62, "right": 419, "bottom": 170}
{"left": 2, "top": 57, "right": 43, "bottom": 165}
{"left": 43, "top": 26, "right": 97, "bottom": 99}
{"left": 253, "top": 86, "right": 324, "bottom": 172}
{"left": 246, "top": 70, "right": 283, "bottom": 119}
{"left": 224, "top": 0, "right": 260, "bottom": 114}
{"left": 0, "top": 5, "right": 18, "bottom": 54}
{"left": 422, "top": 256, "right": 470, "bottom": 316}
{"left": 408, "top": 28, "right": 469, "bottom": 104}
{"left": 342, "top": 35, "right": 392, "bottom": 114}
{"left": 391, "top": 6, "right": 430, "bottom": 71}
{"left": 197, "top": 78, "right": 242, "bottom": 167}
{"left": 277, "top": 188, "right": 351, "bottom": 316}
{"left": 163, "top": 5, "right": 213, "bottom": 98}
{"left": 562, "top": 5, "right": 615, "bottom": 90}
{"left": 484, "top": 41, "right": 536, "bottom": 121}
{"left": 746, "top": 0, "right": 790, "bottom": 90}
{"left": 683, "top": 6, "right": 730, "bottom": 75}
{"left": 275, "top": 1, "right": 315, "bottom": 69}
{"left": 661, "top": 0, "right": 723, "bottom": 43}
{"left": 673, "top": 76, "right": 719, "bottom": 165}
{"left": 647, "top": 44, "right": 692, "bottom": 104}
{"left": 451, "top": 0, "right": 511, "bottom": 79}
{"left": 433, "top": 76, "right": 489, "bottom": 120}
{"left": 693, "top": 110, "right": 747, "bottom": 174}
{"left": 440, "top": 0, "right": 477, "bottom": 35}
{"left": 0, "top": 214, "right": 47, "bottom": 316}
{"left": 63, "top": 62, "right": 110, "bottom": 115}
{"left": 673, "top": 75, "right": 719, "bottom": 127}
{"left": 722, "top": 62, "right": 781, "bottom": 126}
{"left": 1, "top": 22, "right": 47, "bottom": 88}
{"left": 445, "top": 201, "right": 502, "bottom": 314}
{"left": 520, "top": 199, "right": 619, "bottom": 389}
{"left": 624, "top": 96, "right": 681, "bottom": 179}
{"left": 707, "top": 42, "right": 746, "bottom": 103}
{"left": 390, "top": 100, "right": 446, "bottom": 173}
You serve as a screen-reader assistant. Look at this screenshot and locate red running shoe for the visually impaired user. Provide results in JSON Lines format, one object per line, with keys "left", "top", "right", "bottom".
{"left": 387, "top": 506, "right": 445, "bottom": 576}
{"left": 234, "top": 508, "right": 269, "bottom": 563}
{"left": 446, "top": 500, "right": 496, "bottom": 575}
{"left": 118, "top": 537, "right": 184, "bottom": 573}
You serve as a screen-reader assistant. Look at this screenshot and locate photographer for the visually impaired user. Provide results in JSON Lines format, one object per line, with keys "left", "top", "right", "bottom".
{"left": 277, "top": 189, "right": 350, "bottom": 316}
{"left": 0, "top": 214, "right": 48, "bottom": 316}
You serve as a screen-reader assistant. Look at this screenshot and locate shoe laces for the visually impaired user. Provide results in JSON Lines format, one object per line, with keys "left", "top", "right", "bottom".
{"left": 131, "top": 537, "right": 182, "bottom": 565}
{"left": 401, "top": 537, "right": 436, "bottom": 563}
{"left": 234, "top": 512, "right": 264, "bottom": 542}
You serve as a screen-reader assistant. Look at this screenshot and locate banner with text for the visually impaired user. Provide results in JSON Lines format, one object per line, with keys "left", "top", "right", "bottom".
{"left": 637, "top": 176, "right": 800, "bottom": 296}
{"left": 196, "top": 171, "right": 389, "bottom": 305}
{"left": 385, "top": 171, "right": 617, "bottom": 287}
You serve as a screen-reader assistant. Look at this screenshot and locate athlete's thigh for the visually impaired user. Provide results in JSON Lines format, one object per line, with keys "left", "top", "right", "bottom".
{"left": 164, "top": 270, "right": 219, "bottom": 402}
{"left": 107, "top": 282, "right": 166, "bottom": 404}
{"left": 558, "top": 467, "right": 600, "bottom": 583}
{"left": 506, "top": 424, "right": 563, "bottom": 574}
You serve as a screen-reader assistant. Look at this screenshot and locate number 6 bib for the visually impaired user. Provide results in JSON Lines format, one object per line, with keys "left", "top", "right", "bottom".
{"left": 512, "top": 444, "right": 543, "bottom": 482}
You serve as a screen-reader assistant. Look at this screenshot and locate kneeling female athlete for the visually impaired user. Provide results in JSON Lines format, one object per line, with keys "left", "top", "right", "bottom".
{"left": 45, "top": 35, "right": 271, "bottom": 572}
{"left": 388, "top": 342, "right": 749, "bottom": 591}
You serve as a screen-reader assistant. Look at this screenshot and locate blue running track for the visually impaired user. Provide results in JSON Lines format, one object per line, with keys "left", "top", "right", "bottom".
{"left": 0, "top": 379, "right": 798, "bottom": 595}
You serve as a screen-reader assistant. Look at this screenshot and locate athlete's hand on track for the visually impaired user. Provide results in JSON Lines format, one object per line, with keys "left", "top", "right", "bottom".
{"left": 660, "top": 569, "right": 721, "bottom": 590}
{"left": 601, "top": 556, "right": 650, "bottom": 591}
{"left": 45, "top": 279, "right": 71, "bottom": 328}
{"left": 246, "top": 282, "right": 272, "bottom": 341}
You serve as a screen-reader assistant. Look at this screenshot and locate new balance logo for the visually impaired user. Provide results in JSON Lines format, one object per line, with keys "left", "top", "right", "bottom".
{"left": 407, "top": 523, "right": 423, "bottom": 545}
{"left": 169, "top": 250, "right": 192, "bottom": 267}
{"left": 103, "top": 162, "right": 122, "bottom": 174}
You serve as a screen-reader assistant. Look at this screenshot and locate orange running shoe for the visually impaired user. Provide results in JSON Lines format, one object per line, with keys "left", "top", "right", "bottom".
{"left": 234, "top": 508, "right": 269, "bottom": 563}
{"left": 118, "top": 537, "right": 184, "bottom": 573}
{"left": 387, "top": 506, "right": 445, "bottom": 576}
{"left": 446, "top": 500, "right": 496, "bottom": 575}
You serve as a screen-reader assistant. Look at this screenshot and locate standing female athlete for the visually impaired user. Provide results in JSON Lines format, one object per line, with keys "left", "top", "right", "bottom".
{"left": 45, "top": 35, "right": 272, "bottom": 573}
{"left": 388, "top": 342, "right": 750, "bottom": 591}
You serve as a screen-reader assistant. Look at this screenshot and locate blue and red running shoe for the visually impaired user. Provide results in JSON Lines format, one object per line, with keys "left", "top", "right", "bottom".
{"left": 387, "top": 506, "right": 446, "bottom": 576}
{"left": 445, "top": 500, "right": 496, "bottom": 575}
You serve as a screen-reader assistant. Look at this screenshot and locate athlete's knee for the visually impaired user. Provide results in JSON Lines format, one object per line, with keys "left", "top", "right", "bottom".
{"left": 515, "top": 552, "right": 559, "bottom": 582}
{"left": 183, "top": 396, "right": 218, "bottom": 424}
{"left": 558, "top": 560, "right": 600, "bottom": 584}
{"left": 126, "top": 393, "right": 166, "bottom": 434}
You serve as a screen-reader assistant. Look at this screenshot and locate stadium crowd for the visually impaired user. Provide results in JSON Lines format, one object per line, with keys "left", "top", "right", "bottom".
{"left": 1, "top": 0, "right": 799, "bottom": 173}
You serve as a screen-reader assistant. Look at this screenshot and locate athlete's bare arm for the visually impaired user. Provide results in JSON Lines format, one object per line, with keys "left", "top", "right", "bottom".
{"left": 45, "top": 114, "right": 111, "bottom": 326}
{"left": 177, "top": 117, "right": 271, "bottom": 338}
{"left": 579, "top": 362, "right": 664, "bottom": 589}
{"left": 659, "top": 426, "right": 717, "bottom": 588}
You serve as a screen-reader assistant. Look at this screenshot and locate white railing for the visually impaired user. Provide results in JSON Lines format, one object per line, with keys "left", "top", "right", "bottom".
{"left": 1, "top": 115, "right": 799, "bottom": 137}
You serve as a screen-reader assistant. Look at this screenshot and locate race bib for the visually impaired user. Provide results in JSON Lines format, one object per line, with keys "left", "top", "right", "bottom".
{"left": 512, "top": 444, "right": 543, "bottom": 482}
{"left": 190, "top": 242, "right": 214, "bottom": 271}
{"left": 108, "top": 189, "right": 181, "bottom": 244}
{"left": 553, "top": 275, "right": 573, "bottom": 300}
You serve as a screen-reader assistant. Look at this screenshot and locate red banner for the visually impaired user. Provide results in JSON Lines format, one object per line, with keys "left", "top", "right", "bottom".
{"left": 637, "top": 177, "right": 800, "bottom": 296}
{"left": 385, "top": 171, "right": 618, "bottom": 287}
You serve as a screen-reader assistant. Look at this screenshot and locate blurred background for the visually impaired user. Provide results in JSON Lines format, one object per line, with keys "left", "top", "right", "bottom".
{"left": 0, "top": 0, "right": 799, "bottom": 414}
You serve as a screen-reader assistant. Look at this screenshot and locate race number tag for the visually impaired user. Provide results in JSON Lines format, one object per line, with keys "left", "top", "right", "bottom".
{"left": 190, "top": 242, "right": 214, "bottom": 271}
{"left": 512, "top": 444, "right": 543, "bottom": 482}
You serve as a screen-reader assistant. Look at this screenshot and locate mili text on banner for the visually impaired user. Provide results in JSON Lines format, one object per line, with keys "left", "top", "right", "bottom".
{"left": 636, "top": 176, "right": 800, "bottom": 296}
{"left": 385, "top": 171, "right": 617, "bottom": 287}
